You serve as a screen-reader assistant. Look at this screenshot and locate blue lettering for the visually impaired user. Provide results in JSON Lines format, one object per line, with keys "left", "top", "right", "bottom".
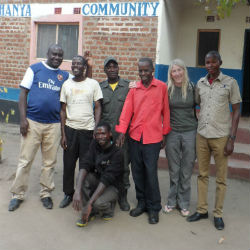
{"left": 120, "top": 3, "right": 128, "bottom": 15}
{"left": 13, "top": 4, "right": 19, "bottom": 16}
{"left": 137, "top": 2, "right": 142, "bottom": 17}
{"left": 129, "top": 3, "right": 137, "bottom": 16}
{"left": 98, "top": 3, "right": 107, "bottom": 16}
{"left": 142, "top": 3, "right": 149, "bottom": 16}
{"left": 109, "top": 3, "right": 119, "bottom": 16}
{"left": 90, "top": 4, "right": 98, "bottom": 15}
{"left": 6, "top": 5, "right": 11, "bottom": 16}
{"left": 20, "top": 4, "right": 26, "bottom": 17}
{"left": 82, "top": 4, "right": 90, "bottom": 15}
{"left": 25, "top": 4, "right": 31, "bottom": 17}
{"left": 150, "top": 2, "right": 159, "bottom": 16}
{"left": 0, "top": 5, "right": 4, "bottom": 16}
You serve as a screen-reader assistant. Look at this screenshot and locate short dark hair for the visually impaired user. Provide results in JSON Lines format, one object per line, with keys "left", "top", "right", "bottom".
{"left": 72, "top": 55, "right": 87, "bottom": 66}
{"left": 47, "top": 44, "right": 63, "bottom": 54}
{"left": 96, "top": 121, "right": 111, "bottom": 132}
{"left": 138, "top": 57, "right": 154, "bottom": 69}
{"left": 205, "top": 51, "right": 222, "bottom": 63}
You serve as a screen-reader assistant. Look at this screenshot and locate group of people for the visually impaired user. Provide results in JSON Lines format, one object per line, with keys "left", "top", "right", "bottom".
{"left": 7, "top": 44, "right": 241, "bottom": 231}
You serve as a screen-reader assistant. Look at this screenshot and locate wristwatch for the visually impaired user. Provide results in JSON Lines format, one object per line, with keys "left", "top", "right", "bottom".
{"left": 228, "top": 135, "right": 236, "bottom": 141}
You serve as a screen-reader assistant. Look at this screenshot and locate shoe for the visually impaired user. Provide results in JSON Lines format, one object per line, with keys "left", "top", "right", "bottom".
{"left": 148, "top": 211, "right": 159, "bottom": 224}
{"left": 102, "top": 213, "right": 113, "bottom": 221}
{"left": 214, "top": 217, "right": 224, "bottom": 230}
{"left": 162, "top": 205, "right": 174, "bottom": 213}
{"left": 59, "top": 195, "right": 73, "bottom": 208}
{"left": 41, "top": 197, "right": 53, "bottom": 209}
{"left": 187, "top": 212, "right": 208, "bottom": 222}
{"left": 129, "top": 206, "right": 146, "bottom": 217}
{"left": 180, "top": 209, "right": 190, "bottom": 217}
{"left": 8, "top": 198, "right": 23, "bottom": 211}
{"left": 76, "top": 214, "right": 96, "bottom": 227}
{"left": 118, "top": 190, "right": 130, "bottom": 211}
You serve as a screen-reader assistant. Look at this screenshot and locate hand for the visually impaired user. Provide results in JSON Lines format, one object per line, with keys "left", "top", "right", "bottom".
{"left": 72, "top": 191, "right": 82, "bottom": 211}
{"left": 20, "top": 118, "right": 29, "bottom": 136}
{"left": 224, "top": 138, "right": 234, "bottom": 156}
{"left": 116, "top": 133, "right": 125, "bottom": 147}
{"left": 81, "top": 203, "right": 92, "bottom": 223}
{"left": 161, "top": 135, "right": 166, "bottom": 149}
{"left": 60, "top": 135, "right": 67, "bottom": 150}
{"left": 84, "top": 51, "right": 93, "bottom": 67}
{"left": 129, "top": 81, "right": 137, "bottom": 89}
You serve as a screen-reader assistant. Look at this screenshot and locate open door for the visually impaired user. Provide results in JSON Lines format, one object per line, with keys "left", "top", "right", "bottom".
{"left": 242, "top": 29, "right": 250, "bottom": 116}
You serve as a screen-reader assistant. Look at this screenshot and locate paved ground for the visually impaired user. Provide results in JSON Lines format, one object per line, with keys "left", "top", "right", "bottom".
{"left": 0, "top": 123, "right": 249, "bottom": 250}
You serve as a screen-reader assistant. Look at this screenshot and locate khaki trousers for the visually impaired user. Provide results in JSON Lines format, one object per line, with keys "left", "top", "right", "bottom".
{"left": 196, "top": 133, "right": 228, "bottom": 217}
{"left": 10, "top": 118, "right": 61, "bottom": 199}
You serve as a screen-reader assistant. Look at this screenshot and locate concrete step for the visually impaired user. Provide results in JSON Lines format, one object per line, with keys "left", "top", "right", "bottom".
{"left": 159, "top": 117, "right": 250, "bottom": 181}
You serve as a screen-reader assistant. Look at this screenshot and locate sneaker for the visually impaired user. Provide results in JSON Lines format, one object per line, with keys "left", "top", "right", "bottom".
{"left": 102, "top": 213, "right": 113, "bottom": 221}
{"left": 180, "top": 209, "right": 190, "bottom": 217}
{"left": 76, "top": 214, "right": 96, "bottom": 227}
{"left": 162, "top": 205, "right": 174, "bottom": 213}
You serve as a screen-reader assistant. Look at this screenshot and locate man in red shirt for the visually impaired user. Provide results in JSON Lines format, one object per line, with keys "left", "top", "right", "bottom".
{"left": 116, "top": 58, "right": 171, "bottom": 224}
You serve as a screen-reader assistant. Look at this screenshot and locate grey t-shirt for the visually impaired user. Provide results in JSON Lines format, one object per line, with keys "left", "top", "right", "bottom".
{"left": 168, "top": 83, "right": 198, "bottom": 132}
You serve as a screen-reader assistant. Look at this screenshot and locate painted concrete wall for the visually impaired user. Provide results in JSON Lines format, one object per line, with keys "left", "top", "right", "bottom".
{"left": 155, "top": 0, "right": 250, "bottom": 95}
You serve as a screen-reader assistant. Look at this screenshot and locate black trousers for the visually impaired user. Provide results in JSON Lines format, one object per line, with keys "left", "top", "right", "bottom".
{"left": 129, "top": 138, "right": 162, "bottom": 212}
{"left": 63, "top": 125, "right": 93, "bottom": 196}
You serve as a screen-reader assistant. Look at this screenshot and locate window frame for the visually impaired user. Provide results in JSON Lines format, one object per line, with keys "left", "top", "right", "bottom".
{"left": 30, "top": 15, "right": 83, "bottom": 71}
{"left": 196, "top": 29, "right": 221, "bottom": 67}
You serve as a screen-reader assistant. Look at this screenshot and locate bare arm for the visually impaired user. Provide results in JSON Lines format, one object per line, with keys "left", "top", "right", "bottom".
{"left": 19, "top": 87, "right": 29, "bottom": 136}
{"left": 94, "top": 100, "right": 102, "bottom": 128}
{"left": 60, "top": 102, "right": 67, "bottom": 150}
{"left": 72, "top": 169, "right": 88, "bottom": 211}
{"left": 84, "top": 51, "right": 93, "bottom": 78}
{"left": 224, "top": 103, "right": 241, "bottom": 156}
{"left": 81, "top": 182, "right": 106, "bottom": 222}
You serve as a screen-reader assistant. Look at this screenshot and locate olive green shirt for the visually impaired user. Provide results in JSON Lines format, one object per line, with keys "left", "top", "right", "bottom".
{"left": 195, "top": 72, "right": 242, "bottom": 138}
{"left": 99, "top": 78, "right": 130, "bottom": 140}
{"left": 168, "top": 83, "right": 197, "bottom": 132}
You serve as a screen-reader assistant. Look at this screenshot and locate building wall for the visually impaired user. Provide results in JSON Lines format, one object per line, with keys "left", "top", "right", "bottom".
{"left": 0, "top": 1, "right": 159, "bottom": 123}
{"left": 155, "top": 0, "right": 250, "bottom": 94}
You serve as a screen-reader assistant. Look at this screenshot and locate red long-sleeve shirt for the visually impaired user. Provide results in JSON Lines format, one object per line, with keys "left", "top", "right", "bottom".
{"left": 115, "top": 78, "right": 171, "bottom": 144}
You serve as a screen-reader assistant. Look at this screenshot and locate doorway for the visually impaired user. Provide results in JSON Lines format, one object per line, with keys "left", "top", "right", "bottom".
{"left": 242, "top": 29, "right": 250, "bottom": 116}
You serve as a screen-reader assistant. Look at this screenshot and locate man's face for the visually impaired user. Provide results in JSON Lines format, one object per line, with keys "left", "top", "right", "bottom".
{"left": 95, "top": 126, "right": 112, "bottom": 148}
{"left": 47, "top": 46, "right": 63, "bottom": 69}
{"left": 104, "top": 61, "right": 119, "bottom": 81}
{"left": 71, "top": 57, "right": 86, "bottom": 77}
{"left": 205, "top": 55, "right": 221, "bottom": 76}
{"left": 138, "top": 61, "right": 153, "bottom": 85}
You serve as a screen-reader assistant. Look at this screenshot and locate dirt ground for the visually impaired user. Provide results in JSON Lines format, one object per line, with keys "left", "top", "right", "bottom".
{"left": 0, "top": 123, "right": 249, "bottom": 250}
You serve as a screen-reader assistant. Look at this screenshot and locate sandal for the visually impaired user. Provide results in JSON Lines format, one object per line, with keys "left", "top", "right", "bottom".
{"left": 180, "top": 209, "right": 190, "bottom": 217}
{"left": 163, "top": 205, "right": 174, "bottom": 213}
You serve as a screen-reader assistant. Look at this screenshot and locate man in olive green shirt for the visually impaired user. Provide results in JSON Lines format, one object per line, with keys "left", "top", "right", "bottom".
{"left": 99, "top": 56, "right": 130, "bottom": 211}
{"left": 187, "top": 51, "right": 242, "bottom": 230}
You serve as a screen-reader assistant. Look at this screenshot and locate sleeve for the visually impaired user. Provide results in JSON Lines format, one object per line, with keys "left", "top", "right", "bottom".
{"left": 162, "top": 84, "right": 171, "bottom": 135}
{"left": 20, "top": 67, "right": 34, "bottom": 90}
{"left": 115, "top": 89, "right": 134, "bottom": 134}
{"left": 229, "top": 79, "right": 242, "bottom": 104}
{"left": 93, "top": 80, "right": 103, "bottom": 101}
{"left": 195, "top": 82, "right": 201, "bottom": 105}
{"left": 100, "top": 150, "right": 124, "bottom": 187}
{"left": 60, "top": 82, "right": 67, "bottom": 103}
{"left": 79, "top": 140, "right": 95, "bottom": 172}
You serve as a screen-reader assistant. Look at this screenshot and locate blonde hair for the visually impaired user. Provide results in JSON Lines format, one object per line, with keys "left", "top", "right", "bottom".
{"left": 167, "top": 59, "right": 190, "bottom": 100}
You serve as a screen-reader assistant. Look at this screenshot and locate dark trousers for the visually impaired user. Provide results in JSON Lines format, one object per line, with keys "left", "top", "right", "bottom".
{"left": 63, "top": 126, "right": 93, "bottom": 195}
{"left": 129, "top": 138, "right": 162, "bottom": 212}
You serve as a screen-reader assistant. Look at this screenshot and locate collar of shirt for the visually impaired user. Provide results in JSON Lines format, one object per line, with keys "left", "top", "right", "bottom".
{"left": 137, "top": 78, "right": 158, "bottom": 89}
{"left": 102, "top": 77, "right": 127, "bottom": 88}
{"left": 202, "top": 72, "right": 224, "bottom": 86}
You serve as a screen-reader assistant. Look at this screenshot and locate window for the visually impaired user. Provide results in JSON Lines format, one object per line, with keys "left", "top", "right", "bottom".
{"left": 30, "top": 15, "right": 83, "bottom": 70}
{"left": 37, "top": 24, "right": 79, "bottom": 60}
{"left": 197, "top": 29, "right": 220, "bottom": 67}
